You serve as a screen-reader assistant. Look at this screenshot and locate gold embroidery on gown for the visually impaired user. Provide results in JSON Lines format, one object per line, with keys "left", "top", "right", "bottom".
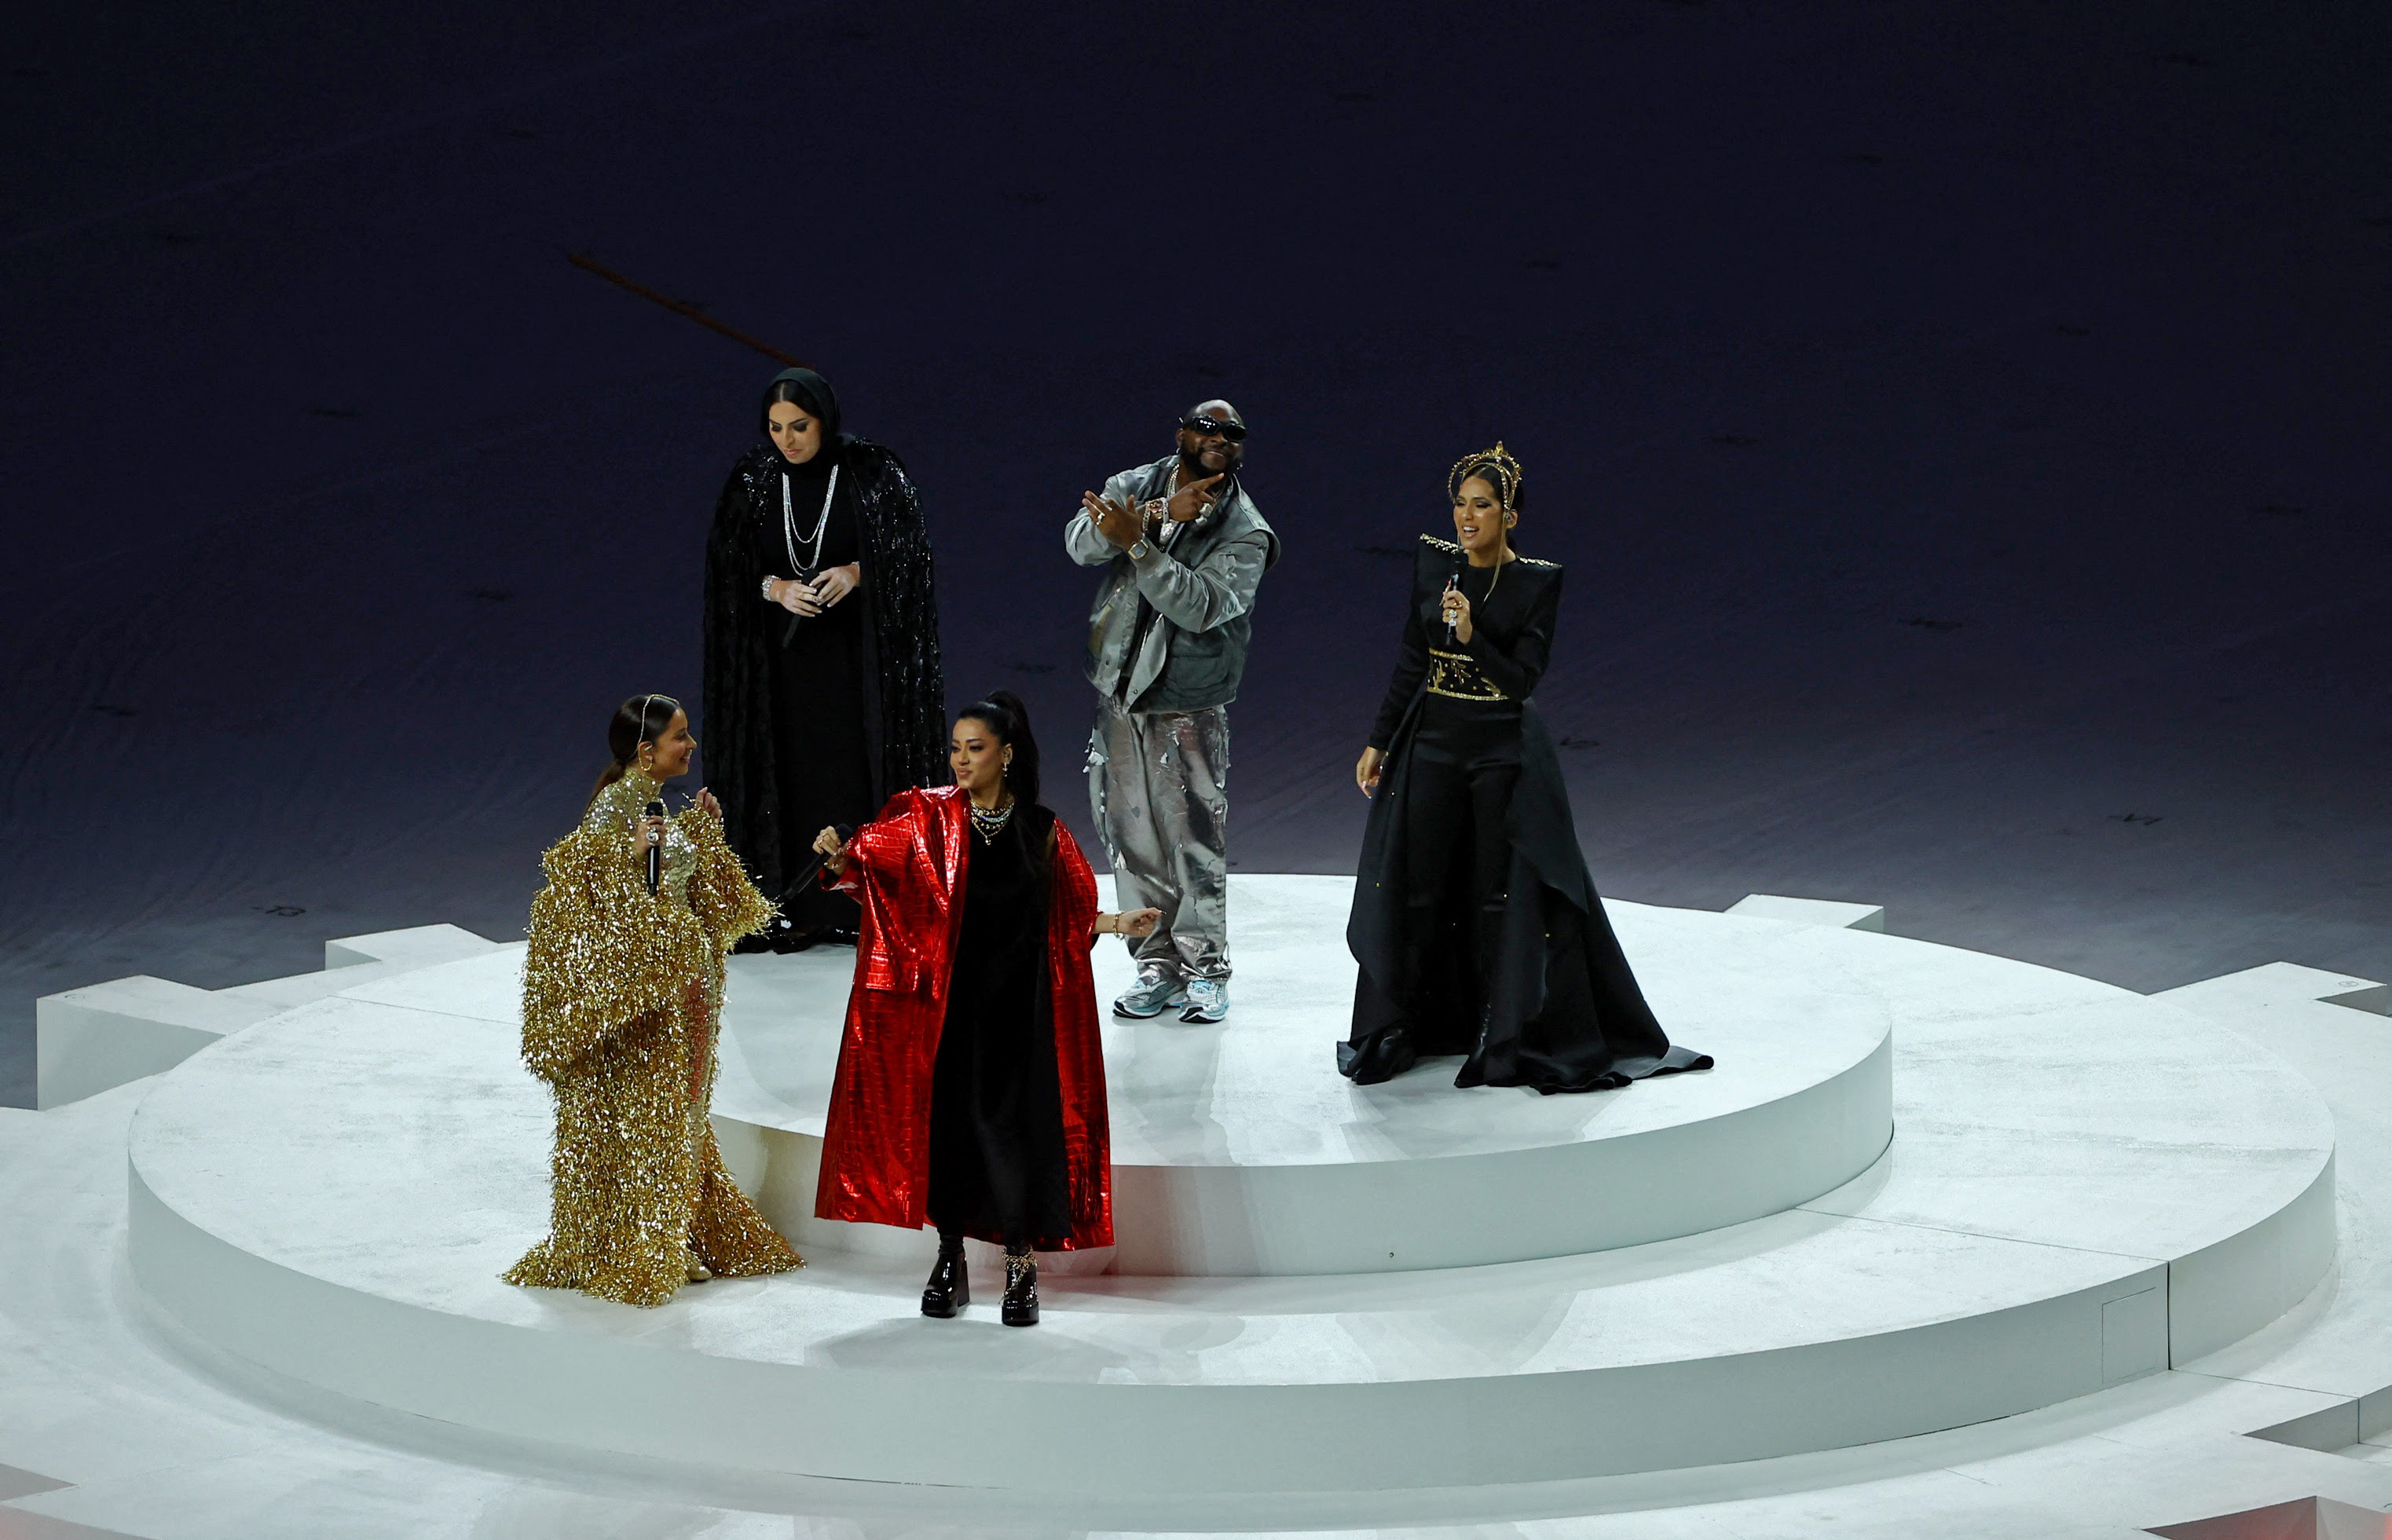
{"left": 504, "top": 769, "right": 801, "bottom": 1307}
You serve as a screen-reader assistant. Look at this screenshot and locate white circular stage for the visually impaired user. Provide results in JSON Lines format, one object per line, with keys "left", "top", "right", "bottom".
{"left": 122, "top": 877, "right": 2336, "bottom": 1498}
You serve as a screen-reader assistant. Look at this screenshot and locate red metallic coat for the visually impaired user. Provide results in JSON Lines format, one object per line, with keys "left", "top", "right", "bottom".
{"left": 814, "top": 785, "right": 1113, "bottom": 1249}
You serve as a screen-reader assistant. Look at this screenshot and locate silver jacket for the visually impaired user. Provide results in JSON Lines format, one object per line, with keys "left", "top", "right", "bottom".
{"left": 1065, "top": 456, "right": 1281, "bottom": 712}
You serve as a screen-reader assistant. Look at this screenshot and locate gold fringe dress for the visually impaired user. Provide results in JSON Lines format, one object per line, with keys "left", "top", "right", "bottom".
{"left": 504, "top": 769, "right": 802, "bottom": 1307}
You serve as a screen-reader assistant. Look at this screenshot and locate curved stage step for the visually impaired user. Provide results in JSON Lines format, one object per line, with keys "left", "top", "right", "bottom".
{"left": 715, "top": 875, "right": 1894, "bottom": 1275}
{"left": 120, "top": 882, "right": 2336, "bottom": 1497}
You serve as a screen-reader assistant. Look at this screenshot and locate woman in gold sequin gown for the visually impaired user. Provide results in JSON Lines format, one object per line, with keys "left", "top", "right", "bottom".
{"left": 505, "top": 693, "right": 802, "bottom": 1308}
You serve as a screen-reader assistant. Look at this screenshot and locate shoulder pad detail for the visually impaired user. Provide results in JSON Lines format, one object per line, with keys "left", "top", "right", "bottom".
{"left": 1419, "top": 534, "right": 1460, "bottom": 553}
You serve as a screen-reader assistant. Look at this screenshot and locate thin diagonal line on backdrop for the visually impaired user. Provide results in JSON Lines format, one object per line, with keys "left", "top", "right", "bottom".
{"left": 566, "top": 252, "right": 805, "bottom": 368}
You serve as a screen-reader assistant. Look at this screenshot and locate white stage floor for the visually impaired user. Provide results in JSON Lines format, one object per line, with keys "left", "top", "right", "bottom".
{"left": 115, "top": 880, "right": 2333, "bottom": 1497}
{"left": 5, "top": 879, "right": 2387, "bottom": 1535}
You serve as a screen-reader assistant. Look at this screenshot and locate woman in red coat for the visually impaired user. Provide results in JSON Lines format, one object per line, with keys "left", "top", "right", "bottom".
{"left": 812, "top": 691, "right": 1156, "bottom": 1326}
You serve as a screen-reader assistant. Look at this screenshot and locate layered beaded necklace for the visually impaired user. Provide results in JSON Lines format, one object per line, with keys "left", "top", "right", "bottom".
{"left": 780, "top": 463, "right": 839, "bottom": 578}
{"left": 968, "top": 795, "right": 1015, "bottom": 845}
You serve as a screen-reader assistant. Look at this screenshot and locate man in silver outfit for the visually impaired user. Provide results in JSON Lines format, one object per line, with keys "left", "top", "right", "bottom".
{"left": 1068, "top": 401, "right": 1280, "bottom": 1023}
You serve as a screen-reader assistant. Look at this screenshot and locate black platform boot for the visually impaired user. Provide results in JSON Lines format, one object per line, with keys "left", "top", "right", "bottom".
{"left": 1001, "top": 1248, "right": 1040, "bottom": 1327}
{"left": 921, "top": 1235, "right": 969, "bottom": 1319}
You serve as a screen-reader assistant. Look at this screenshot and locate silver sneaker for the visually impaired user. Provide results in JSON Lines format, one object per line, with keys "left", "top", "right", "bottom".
{"left": 1179, "top": 977, "right": 1229, "bottom": 1023}
{"left": 1113, "top": 970, "right": 1187, "bottom": 1019}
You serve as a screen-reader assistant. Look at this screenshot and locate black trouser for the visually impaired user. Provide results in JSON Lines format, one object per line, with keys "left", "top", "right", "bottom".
{"left": 1401, "top": 703, "right": 1523, "bottom": 1011}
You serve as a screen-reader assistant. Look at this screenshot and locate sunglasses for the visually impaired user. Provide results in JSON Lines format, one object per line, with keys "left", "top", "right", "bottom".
{"left": 1180, "top": 414, "right": 1248, "bottom": 443}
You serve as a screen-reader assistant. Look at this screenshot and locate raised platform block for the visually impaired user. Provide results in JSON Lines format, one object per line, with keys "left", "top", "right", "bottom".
{"left": 320, "top": 923, "right": 503, "bottom": 974}
{"left": 123, "top": 884, "right": 2337, "bottom": 1498}
{"left": 36, "top": 977, "right": 275, "bottom": 1110}
{"left": 2148, "top": 1494, "right": 2392, "bottom": 1539}
{"left": 1725, "top": 892, "right": 1888, "bottom": 931}
{"left": 2159, "top": 961, "right": 2389, "bottom": 1019}
{"left": 35, "top": 924, "right": 501, "bottom": 1108}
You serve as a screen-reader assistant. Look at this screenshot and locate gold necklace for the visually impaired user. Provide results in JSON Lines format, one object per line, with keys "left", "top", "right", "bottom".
{"left": 968, "top": 794, "right": 1015, "bottom": 844}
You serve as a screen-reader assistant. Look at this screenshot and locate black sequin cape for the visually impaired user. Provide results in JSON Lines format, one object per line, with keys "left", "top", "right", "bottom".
{"left": 702, "top": 438, "right": 947, "bottom": 909}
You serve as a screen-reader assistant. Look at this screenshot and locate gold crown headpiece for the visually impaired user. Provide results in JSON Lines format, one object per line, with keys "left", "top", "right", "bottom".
{"left": 1446, "top": 441, "right": 1525, "bottom": 510}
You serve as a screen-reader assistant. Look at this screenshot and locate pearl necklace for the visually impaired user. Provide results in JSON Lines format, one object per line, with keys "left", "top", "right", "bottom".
{"left": 780, "top": 463, "right": 839, "bottom": 577}
{"left": 968, "top": 796, "right": 1015, "bottom": 844}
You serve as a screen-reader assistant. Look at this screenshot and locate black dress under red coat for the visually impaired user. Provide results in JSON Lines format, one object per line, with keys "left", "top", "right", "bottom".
{"left": 815, "top": 785, "right": 1112, "bottom": 1251}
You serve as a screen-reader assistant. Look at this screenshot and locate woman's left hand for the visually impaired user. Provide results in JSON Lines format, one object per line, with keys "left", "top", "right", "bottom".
{"left": 1440, "top": 582, "right": 1474, "bottom": 644}
{"left": 695, "top": 788, "right": 721, "bottom": 819}
{"left": 810, "top": 563, "right": 861, "bottom": 608}
{"left": 1112, "top": 908, "right": 1163, "bottom": 938}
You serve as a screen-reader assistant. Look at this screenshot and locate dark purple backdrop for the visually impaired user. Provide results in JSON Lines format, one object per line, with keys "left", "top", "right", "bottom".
{"left": 6, "top": 2, "right": 2387, "bottom": 1107}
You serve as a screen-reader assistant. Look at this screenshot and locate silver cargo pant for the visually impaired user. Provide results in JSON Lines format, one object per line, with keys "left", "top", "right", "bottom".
{"left": 1087, "top": 698, "right": 1230, "bottom": 982}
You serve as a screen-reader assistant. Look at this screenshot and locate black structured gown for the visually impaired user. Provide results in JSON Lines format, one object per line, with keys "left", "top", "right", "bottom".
{"left": 703, "top": 438, "right": 946, "bottom": 939}
{"left": 1340, "top": 535, "right": 1711, "bottom": 1093}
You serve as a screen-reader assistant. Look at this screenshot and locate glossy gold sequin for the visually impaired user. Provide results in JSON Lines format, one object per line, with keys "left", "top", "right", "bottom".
{"left": 504, "top": 770, "right": 801, "bottom": 1308}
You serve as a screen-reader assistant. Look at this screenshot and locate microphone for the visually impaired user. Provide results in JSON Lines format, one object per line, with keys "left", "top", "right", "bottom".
{"left": 1445, "top": 547, "right": 1466, "bottom": 644}
{"left": 789, "top": 822, "right": 858, "bottom": 893}
{"left": 644, "top": 800, "right": 665, "bottom": 894}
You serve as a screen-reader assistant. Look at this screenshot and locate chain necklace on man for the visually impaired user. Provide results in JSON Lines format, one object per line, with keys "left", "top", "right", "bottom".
{"left": 968, "top": 794, "right": 1015, "bottom": 845}
{"left": 1154, "top": 461, "right": 1206, "bottom": 547}
{"left": 780, "top": 463, "right": 839, "bottom": 577}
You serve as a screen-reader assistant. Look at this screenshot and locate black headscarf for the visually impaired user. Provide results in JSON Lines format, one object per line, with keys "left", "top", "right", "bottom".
{"left": 760, "top": 368, "right": 844, "bottom": 490}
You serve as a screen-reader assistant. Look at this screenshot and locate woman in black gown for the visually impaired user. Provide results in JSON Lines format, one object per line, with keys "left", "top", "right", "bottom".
{"left": 702, "top": 368, "right": 945, "bottom": 950}
{"left": 1340, "top": 444, "right": 1710, "bottom": 1093}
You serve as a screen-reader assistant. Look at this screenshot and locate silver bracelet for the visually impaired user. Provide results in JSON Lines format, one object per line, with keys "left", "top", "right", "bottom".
{"left": 760, "top": 576, "right": 778, "bottom": 601}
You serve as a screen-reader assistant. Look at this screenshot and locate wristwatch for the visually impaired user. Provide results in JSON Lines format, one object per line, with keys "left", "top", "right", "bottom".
{"left": 1126, "top": 536, "right": 1151, "bottom": 560}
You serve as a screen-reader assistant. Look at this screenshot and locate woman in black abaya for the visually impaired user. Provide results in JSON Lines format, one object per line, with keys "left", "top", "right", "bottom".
{"left": 1340, "top": 443, "right": 1711, "bottom": 1093}
{"left": 701, "top": 368, "right": 946, "bottom": 949}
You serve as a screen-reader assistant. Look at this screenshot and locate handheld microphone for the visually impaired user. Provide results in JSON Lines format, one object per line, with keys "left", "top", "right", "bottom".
{"left": 644, "top": 800, "right": 665, "bottom": 894}
{"left": 790, "top": 822, "right": 858, "bottom": 892}
{"left": 1445, "top": 547, "right": 1466, "bottom": 644}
